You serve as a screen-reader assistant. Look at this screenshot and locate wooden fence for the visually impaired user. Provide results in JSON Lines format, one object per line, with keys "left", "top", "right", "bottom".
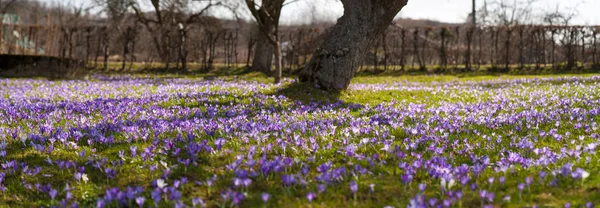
{"left": 1, "top": 23, "right": 599, "bottom": 72}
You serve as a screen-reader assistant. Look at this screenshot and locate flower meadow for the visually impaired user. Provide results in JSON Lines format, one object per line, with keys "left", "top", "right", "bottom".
{"left": 1, "top": 74, "right": 600, "bottom": 207}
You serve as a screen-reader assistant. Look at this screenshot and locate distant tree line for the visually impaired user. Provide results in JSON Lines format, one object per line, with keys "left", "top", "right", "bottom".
{"left": 1, "top": 0, "right": 597, "bottom": 90}
{"left": 3, "top": 23, "right": 598, "bottom": 72}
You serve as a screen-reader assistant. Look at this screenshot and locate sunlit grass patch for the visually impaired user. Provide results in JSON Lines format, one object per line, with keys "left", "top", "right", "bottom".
{"left": 2, "top": 73, "right": 600, "bottom": 207}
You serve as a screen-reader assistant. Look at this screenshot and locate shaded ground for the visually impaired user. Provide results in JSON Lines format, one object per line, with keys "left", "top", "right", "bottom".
{"left": 0, "top": 55, "right": 89, "bottom": 79}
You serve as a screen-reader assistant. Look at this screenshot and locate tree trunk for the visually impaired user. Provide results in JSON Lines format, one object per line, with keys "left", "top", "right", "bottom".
{"left": 179, "top": 28, "right": 188, "bottom": 71}
{"left": 95, "top": 28, "right": 103, "bottom": 67}
{"left": 505, "top": 29, "right": 511, "bottom": 71}
{"left": 245, "top": 0, "right": 284, "bottom": 79}
{"left": 567, "top": 29, "right": 577, "bottom": 69}
{"left": 299, "top": 0, "right": 408, "bottom": 90}
{"left": 465, "top": 27, "right": 473, "bottom": 70}
{"left": 274, "top": 40, "right": 282, "bottom": 83}
{"left": 122, "top": 30, "right": 129, "bottom": 71}
{"left": 121, "top": 43, "right": 128, "bottom": 71}
{"left": 440, "top": 28, "right": 447, "bottom": 67}
{"left": 246, "top": 37, "right": 256, "bottom": 67}
{"left": 207, "top": 34, "right": 217, "bottom": 71}
{"left": 103, "top": 35, "right": 110, "bottom": 72}
{"left": 252, "top": 33, "right": 274, "bottom": 75}
{"left": 165, "top": 34, "right": 171, "bottom": 70}
{"left": 129, "top": 29, "right": 137, "bottom": 71}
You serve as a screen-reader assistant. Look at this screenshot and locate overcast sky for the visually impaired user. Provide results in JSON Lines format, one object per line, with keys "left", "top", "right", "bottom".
{"left": 41, "top": 0, "right": 600, "bottom": 25}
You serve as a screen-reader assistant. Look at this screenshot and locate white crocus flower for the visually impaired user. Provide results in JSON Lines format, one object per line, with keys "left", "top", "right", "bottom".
{"left": 157, "top": 179, "right": 167, "bottom": 189}
{"left": 440, "top": 178, "right": 446, "bottom": 189}
{"left": 447, "top": 179, "right": 456, "bottom": 189}
{"left": 582, "top": 170, "right": 590, "bottom": 180}
{"left": 82, "top": 174, "right": 89, "bottom": 183}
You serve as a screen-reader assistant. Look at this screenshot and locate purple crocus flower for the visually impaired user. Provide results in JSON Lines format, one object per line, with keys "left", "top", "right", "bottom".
{"left": 130, "top": 146, "right": 138, "bottom": 158}
{"left": 306, "top": 192, "right": 316, "bottom": 202}
{"left": 261, "top": 193, "right": 270, "bottom": 203}
{"left": 282, "top": 174, "right": 295, "bottom": 186}
{"left": 97, "top": 199, "right": 105, "bottom": 208}
{"left": 443, "top": 199, "right": 451, "bottom": 207}
{"left": 479, "top": 190, "right": 487, "bottom": 199}
{"left": 74, "top": 172, "right": 82, "bottom": 181}
{"left": 518, "top": 183, "right": 525, "bottom": 192}
{"left": 192, "top": 197, "right": 205, "bottom": 207}
{"left": 169, "top": 190, "right": 182, "bottom": 201}
{"left": 586, "top": 202, "right": 594, "bottom": 208}
{"left": 401, "top": 174, "right": 413, "bottom": 184}
{"left": 49, "top": 189, "right": 58, "bottom": 200}
{"left": 135, "top": 197, "right": 145, "bottom": 207}
{"left": 233, "top": 192, "right": 245, "bottom": 205}
{"left": 151, "top": 188, "right": 162, "bottom": 204}
{"left": 486, "top": 192, "right": 495, "bottom": 203}
{"left": 78, "top": 150, "right": 86, "bottom": 158}
{"left": 525, "top": 177, "right": 533, "bottom": 185}
{"left": 105, "top": 168, "right": 117, "bottom": 179}
{"left": 418, "top": 183, "right": 426, "bottom": 192}
{"left": 470, "top": 183, "right": 477, "bottom": 191}
{"left": 539, "top": 171, "right": 547, "bottom": 180}
{"left": 350, "top": 180, "right": 358, "bottom": 193}
{"left": 318, "top": 184, "right": 327, "bottom": 193}
{"left": 428, "top": 198, "right": 437, "bottom": 206}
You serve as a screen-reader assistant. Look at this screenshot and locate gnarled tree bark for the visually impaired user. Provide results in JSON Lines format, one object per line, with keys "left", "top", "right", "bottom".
{"left": 245, "top": 0, "right": 287, "bottom": 83}
{"left": 299, "top": 0, "right": 408, "bottom": 90}
{"left": 252, "top": 33, "right": 274, "bottom": 74}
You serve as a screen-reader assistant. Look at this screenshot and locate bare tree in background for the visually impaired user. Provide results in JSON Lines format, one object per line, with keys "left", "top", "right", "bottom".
{"left": 540, "top": 3, "right": 581, "bottom": 69}
{"left": 99, "top": 0, "right": 132, "bottom": 20}
{"left": 95, "top": 0, "right": 133, "bottom": 71}
{"left": 299, "top": 0, "right": 408, "bottom": 90}
{"left": 478, "top": 0, "right": 583, "bottom": 69}
{"left": 129, "top": 0, "right": 228, "bottom": 70}
{"left": 541, "top": 3, "right": 580, "bottom": 26}
{"left": 0, "top": 0, "right": 17, "bottom": 14}
{"left": 478, "top": 0, "right": 539, "bottom": 26}
{"left": 245, "top": 0, "right": 298, "bottom": 83}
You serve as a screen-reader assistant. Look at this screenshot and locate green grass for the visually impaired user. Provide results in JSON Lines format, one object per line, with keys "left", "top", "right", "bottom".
{"left": 2, "top": 68, "right": 600, "bottom": 207}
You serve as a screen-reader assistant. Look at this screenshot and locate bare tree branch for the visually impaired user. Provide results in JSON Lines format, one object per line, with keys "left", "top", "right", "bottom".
{"left": 0, "top": 0, "right": 18, "bottom": 14}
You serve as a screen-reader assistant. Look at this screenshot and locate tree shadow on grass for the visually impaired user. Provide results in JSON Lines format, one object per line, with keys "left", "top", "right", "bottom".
{"left": 269, "top": 82, "right": 378, "bottom": 118}
{"left": 272, "top": 82, "right": 343, "bottom": 105}
{"left": 116, "top": 66, "right": 260, "bottom": 77}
